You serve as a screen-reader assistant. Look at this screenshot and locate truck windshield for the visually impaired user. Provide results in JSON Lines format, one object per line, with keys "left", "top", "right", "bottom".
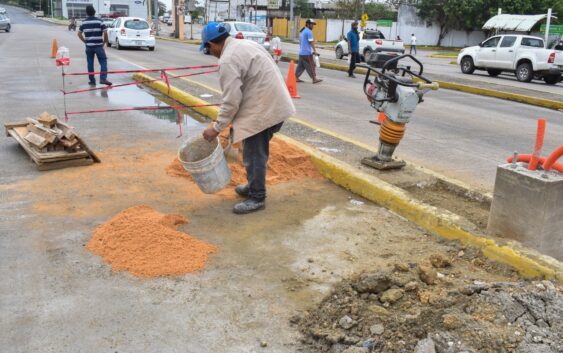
{"left": 521, "top": 37, "right": 544, "bottom": 48}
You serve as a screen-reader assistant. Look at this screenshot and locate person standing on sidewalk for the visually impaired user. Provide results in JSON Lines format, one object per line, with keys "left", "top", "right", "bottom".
{"left": 295, "top": 19, "right": 322, "bottom": 84}
{"left": 410, "top": 33, "right": 417, "bottom": 55}
{"left": 77, "top": 5, "right": 112, "bottom": 86}
{"left": 346, "top": 21, "right": 360, "bottom": 78}
{"left": 201, "top": 23, "right": 296, "bottom": 214}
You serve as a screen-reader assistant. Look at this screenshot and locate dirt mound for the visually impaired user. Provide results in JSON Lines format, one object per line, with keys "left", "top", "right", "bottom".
{"left": 87, "top": 205, "right": 217, "bottom": 277}
{"left": 295, "top": 253, "right": 563, "bottom": 353}
{"left": 167, "top": 138, "right": 322, "bottom": 186}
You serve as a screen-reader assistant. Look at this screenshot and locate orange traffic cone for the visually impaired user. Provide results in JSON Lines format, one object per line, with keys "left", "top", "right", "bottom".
{"left": 51, "top": 39, "right": 58, "bottom": 58}
{"left": 286, "top": 60, "right": 300, "bottom": 99}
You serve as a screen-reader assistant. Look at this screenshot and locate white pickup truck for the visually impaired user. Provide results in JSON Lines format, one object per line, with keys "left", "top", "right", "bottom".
{"left": 457, "top": 34, "right": 563, "bottom": 84}
{"left": 335, "top": 30, "right": 404, "bottom": 62}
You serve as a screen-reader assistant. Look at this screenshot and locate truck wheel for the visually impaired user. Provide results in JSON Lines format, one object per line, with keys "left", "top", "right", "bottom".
{"left": 335, "top": 46, "right": 344, "bottom": 60}
{"left": 487, "top": 69, "right": 501, "bottom": 77}
{"left": 460, "top": 57, "right": 475, "bottom": 74}
{"left": 6, "top": 24, "right": 10, "bottom": 32}
{"left": 516, "top": 63, "right": 533, "bottom": 82}
{"left": 544, "top": 75, "right": 560, "bottom": 85}
{"left": 363, "top": 48, "right": 373, "bottom": 62}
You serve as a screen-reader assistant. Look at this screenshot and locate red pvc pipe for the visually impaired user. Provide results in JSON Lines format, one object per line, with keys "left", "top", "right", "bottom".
{"left": 543, "top": 145, "right": 563, "bottom": 172}
{"left": 507, "top": 154, "right": 563, "bottom": 173}
{"left": 528, "top": 118, "right": 546, "bottom": 171}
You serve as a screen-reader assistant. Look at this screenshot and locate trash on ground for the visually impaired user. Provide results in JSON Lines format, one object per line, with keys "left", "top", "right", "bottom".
{"left": 4, "top": 112, "right": 100, "bottom": 170}
{"left": 318, "top": 147, "right": 341, "bottom": 153}
{"left": 349, "top": 199, "right": 365, "bottom": 206}
{"left": 86, "top": 205, "right": 216, "bottom": 277}
{"left": 200, "top": 94, "right": 213, "bottom": 98}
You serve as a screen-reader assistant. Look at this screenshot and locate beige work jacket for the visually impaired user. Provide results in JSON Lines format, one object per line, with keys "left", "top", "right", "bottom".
{"left": 215, "top": 37, "right": 296, "bottom": 143}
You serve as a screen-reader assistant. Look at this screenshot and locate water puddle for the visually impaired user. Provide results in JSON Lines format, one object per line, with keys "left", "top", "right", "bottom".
{"left": 90, "top": 83, "right": 210, "bottom": 130}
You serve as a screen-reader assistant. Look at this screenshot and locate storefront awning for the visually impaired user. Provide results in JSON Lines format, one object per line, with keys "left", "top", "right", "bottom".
{"left": 482, "top": 14, "right": 557, "bottom": 32}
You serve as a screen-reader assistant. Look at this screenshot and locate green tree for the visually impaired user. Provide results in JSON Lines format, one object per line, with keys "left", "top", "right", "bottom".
{"left": 364, "top": 3, "right": 397, "bottom": 21}
{"left": 335, "top": 0, "right": 363, "bottom": 19}
{"left": 296, "top": 0, "right": 315, "bottom": 18}
{"left": 158, "top": 1, "right": 166, "bottom": 17}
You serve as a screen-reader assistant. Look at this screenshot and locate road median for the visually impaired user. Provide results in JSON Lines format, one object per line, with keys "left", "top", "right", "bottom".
{"left": 134, "top": 71, "right": 563, "bottom": 282}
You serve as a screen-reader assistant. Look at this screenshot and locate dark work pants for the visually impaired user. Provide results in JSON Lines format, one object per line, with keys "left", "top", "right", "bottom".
{"left": 348, "top": 52, "right": 360, "bottom": 75}
{"left": 242, "top": 122, "right": 284, "bottom": 201}
{"left": 295, "top": 55, "right": 316, "bottom": 80}
{"left": 85, "top": 46, "right": 108, "bottom": 83}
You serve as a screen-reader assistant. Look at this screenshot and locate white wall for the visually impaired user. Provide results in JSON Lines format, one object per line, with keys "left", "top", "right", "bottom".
{"left": 397, "top": 4, "right": 485, "bottom": 47}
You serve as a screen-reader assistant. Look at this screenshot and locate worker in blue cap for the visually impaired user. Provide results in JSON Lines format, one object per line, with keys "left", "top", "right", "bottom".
{"left": 201, "top": 22, "right": 296, "bottom": 214}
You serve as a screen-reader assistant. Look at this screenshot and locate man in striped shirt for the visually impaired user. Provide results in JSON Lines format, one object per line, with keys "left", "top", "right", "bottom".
{"left": 78, "top": 5, "right": 112, "bottom": 86}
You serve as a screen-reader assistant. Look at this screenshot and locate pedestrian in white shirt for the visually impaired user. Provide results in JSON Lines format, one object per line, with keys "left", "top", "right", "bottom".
{"left": 410, "top": 33, "right": 417, "bottom": 55}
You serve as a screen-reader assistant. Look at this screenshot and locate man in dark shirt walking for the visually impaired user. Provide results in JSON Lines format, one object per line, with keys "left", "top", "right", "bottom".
{"left": 78, "top": 5, "right": 112, "bottom": 86}
{"left": 346, "top": 21, "right": 360, "bottom": 78}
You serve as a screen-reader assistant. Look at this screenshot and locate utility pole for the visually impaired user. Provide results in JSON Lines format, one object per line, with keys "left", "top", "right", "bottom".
{"left": 153, "top": 0, "right": 159, "bottom": 35}
{"left": 545, "top": 8, "right": 552, "bottom": 46}
{"left": 289, "top": 0, "right": 293, "bottom": 40}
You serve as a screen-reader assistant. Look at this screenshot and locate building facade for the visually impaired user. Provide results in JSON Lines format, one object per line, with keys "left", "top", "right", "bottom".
{"left": 61, "top": 0, "right": 148, "bottom": 19}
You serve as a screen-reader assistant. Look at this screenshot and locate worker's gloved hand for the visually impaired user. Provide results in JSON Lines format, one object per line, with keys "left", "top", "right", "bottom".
{"left": 202, "top": 126, "right": 220, "bottom": 142}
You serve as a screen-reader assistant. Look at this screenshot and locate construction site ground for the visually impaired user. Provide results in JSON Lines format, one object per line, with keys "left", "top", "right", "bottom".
{"left": 1, "top": 7, "right": 562, "bottom": 353}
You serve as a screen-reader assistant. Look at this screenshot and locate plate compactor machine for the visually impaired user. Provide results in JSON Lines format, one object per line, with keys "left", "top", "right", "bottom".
{"left": 358, "top": 54, "right": 439, "bottom": 170}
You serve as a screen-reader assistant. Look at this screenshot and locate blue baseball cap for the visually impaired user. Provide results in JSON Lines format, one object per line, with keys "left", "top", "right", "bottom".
{"left": 200, "top": 22, "right": 230, "bottom": 51}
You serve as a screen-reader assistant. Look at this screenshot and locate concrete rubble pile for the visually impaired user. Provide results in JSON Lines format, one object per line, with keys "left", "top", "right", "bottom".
{"left": 294, "top": 252, "right": 562, "bottom": 353}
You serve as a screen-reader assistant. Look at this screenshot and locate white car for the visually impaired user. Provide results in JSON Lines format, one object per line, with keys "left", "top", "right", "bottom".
{"left": 0, "top": 13, "right": 10, "bottom": 32}
{"left": 107, "top": 17, "right": 155, "bottom": 51}
{"left": 457, "top": 34, "right": 562, "bottom": 84}
{"left": 0, "top": 7, "right": 7, "bottom": 14}
{"left": 335, "top": 30, "right": 404, "bottom": 62}
{"left": 202, "top": 21, "right": 270, "bottom": 55}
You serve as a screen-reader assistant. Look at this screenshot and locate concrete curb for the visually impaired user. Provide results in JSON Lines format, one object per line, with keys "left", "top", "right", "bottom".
{"left": 156, "top": 36, "right": 201, "bottom": 45}
{"left": 133, "top": 74, "right": 563, "bottom": 282}
{"left": 280, "top": 55, "right": 563, "bottom": 111}
{"left": 430, "top": 54, "right": 458, "bottom": 59}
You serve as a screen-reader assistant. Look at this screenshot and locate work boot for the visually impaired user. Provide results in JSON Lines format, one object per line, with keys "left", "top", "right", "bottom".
{"left": 100, "top": 80, "right": 113, "bottom": 86}
{"left": 348, "top": 74, "right": 356, "bottom": 78}
{"left": 88, "top": 81, "right": 96, "bottom": 86}
{"left": 313, "top": 78, "right": 323, "bottom": 84}
{"left": 233, "top": 199, "right": 265, "bottom": 214}
{"left": 235, "top": 184, "right": 249, "bottom": 197}
{"left": 296, "top": 78, "right": 304, "bottom": 83}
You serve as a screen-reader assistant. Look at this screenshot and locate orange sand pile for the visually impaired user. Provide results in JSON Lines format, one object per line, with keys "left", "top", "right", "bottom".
{"left": 86, "top": 205, "right": 217, "bottom": 277}
{"left": 167, "top": 138, "right": 322, "bottom": 186}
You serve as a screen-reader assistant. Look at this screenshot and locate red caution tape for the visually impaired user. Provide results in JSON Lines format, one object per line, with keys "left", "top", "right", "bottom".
{"left": 62, "top": 64, "right": 219, "bottom": 77}
{"left": 161, "top": 70, "right": 171, "bottom": 94}
{"left": 64, "top": 104, "right": 220, "bottom": 116}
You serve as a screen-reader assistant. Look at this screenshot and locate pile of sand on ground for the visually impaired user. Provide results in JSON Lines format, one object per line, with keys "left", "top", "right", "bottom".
{"left": 167, "top": 138, "right": 322, "bottom": 186}
{"left": 87, "top": 205, "right": 217, "bottom": 277}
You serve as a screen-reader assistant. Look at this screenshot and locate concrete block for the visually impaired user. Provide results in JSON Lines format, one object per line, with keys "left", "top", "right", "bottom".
{"left": 487, "top": 163, "right": 563, "bottom": 261}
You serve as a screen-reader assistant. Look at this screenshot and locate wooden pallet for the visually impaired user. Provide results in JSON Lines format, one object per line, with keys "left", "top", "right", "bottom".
{"left": 5, "top": 121, "right": 101, "bottom": 171}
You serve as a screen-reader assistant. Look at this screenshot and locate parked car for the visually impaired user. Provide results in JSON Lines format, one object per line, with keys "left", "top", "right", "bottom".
{"left": 0, "top": 13, "right": 10, "bottom": 32}
{"left": 457, "top": 34, "right": 563, "bottom": 84}
{"left": 107, "top": 17, "right": 155, "bottom": 51}
{"left": 166, "top": 17, "right": 172, "bottom": 26}
{"left": 202, "top": 21, "right": 270, "bottom": 55}
{"left": 335, "top": 30, "right": 404, "bottom": 62}
{"left": 0, "top": 7, "right": 7, "bottom": 14}
{"left": 100, "top": 17, "right": 114, "bottom": 28}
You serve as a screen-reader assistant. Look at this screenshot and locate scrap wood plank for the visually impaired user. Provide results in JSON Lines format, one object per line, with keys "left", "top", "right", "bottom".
{"left": 74, "top": 134, "right": 101, "bottom": 163}
{"left": 26, "top": 118, "right": 63, "bottom": 139}
{"left": 24, "top": 132, "right": 49, "bottom": 149}
{"left": 56, "top": 120, "right": 76, "bottom": 140}
{"left": 8, "top": 128, "right": 88, "bottom": 162}
{"left": 37, "top": 158, "right": 94, "bottom": 171}
{"left": 27, "top": 123, "right": 57, "bottom": 143}
{"left": 38, "top": 112, "right": 57, "bottom": 128}
{"left": 4, "top": 122, "right": 28, "bottom": 136}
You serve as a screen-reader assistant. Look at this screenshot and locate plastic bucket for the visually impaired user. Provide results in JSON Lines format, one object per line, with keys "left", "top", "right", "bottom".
{"left": 178, "top": 136, "right": 231, "bottom": 194}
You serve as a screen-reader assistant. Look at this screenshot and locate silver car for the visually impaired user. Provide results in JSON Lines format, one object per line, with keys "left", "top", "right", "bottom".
{"left": 202, "top": 21, "right": 270, "bottom": 54}
{"left": 225, "top": 21, "right": 270, "bottom": 51}
{"left": 0, "top": 14, "right": 10, "bottom": 32}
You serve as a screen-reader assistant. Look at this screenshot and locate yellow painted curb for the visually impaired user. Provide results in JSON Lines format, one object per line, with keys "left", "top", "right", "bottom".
{"left": 280, "top": 55, "right": 563, "bottom": 110}
{"left": 435, "top": 81, "right": 563, "bottom": 110}
{"left": 430, "top": 54, "right": 458, "bottom": 59}
{"left": 133, "top": 72, "right": 219, "bottom": 119}
{"left": 156, "top": 36, "right": 202, "bottom": 45}
{"left": 276, "top": 134, "right": 562, "bottom": 282}
{"left": 134, "top": 74, "right": 563, "bottom": 282}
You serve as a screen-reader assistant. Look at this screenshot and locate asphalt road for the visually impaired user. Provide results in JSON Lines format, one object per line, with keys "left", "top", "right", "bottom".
{"left": 1, "top": 5, "right": 562, "bottom": 191}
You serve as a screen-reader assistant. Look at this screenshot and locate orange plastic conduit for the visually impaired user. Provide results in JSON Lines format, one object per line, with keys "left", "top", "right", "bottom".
{"left": 507, "top": 154, "right": 563, "bottom": 173}
{"left": 528, "top": 118, "right": 546, "bottom": 171}
{"left": 543, "top": 145, "right": 563, "bottom": 172}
